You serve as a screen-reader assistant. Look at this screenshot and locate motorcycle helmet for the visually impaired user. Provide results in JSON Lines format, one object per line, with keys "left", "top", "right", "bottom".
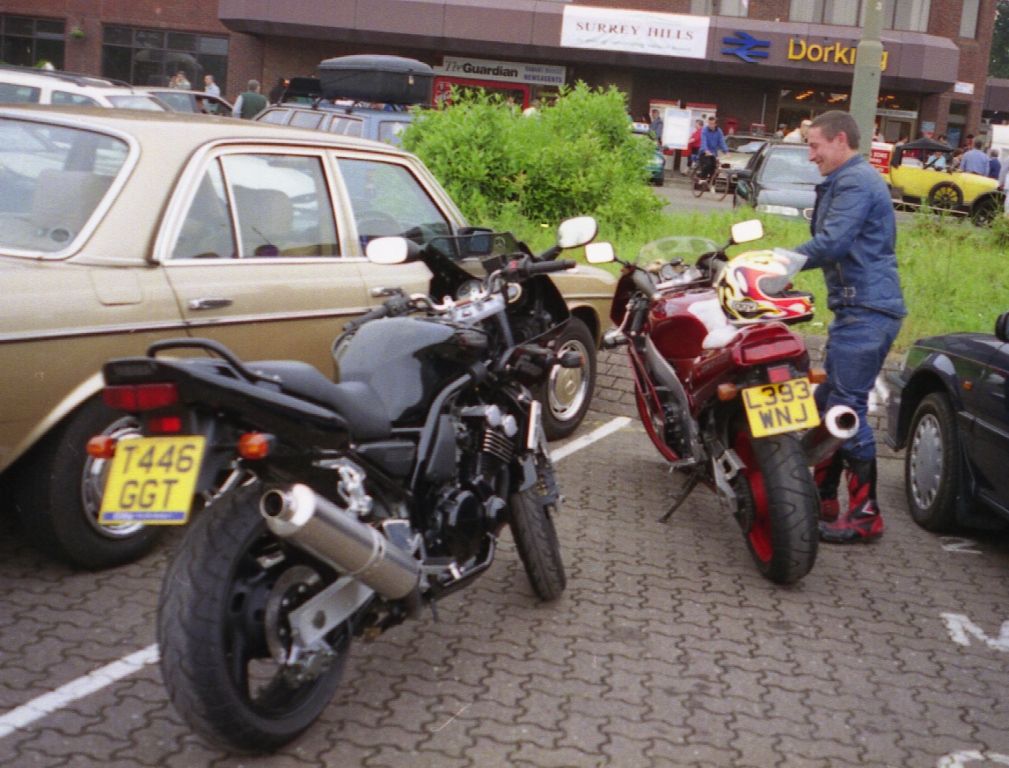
{"left": 715, "top": 248, "right": 814, "bottom": 325}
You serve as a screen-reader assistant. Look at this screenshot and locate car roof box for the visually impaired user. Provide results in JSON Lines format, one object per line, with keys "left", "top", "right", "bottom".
{"left": 318, "top": 55, "right": 433, "bottom": 105}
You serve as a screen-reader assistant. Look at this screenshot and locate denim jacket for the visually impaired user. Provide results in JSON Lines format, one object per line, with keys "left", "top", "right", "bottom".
{"left": 796, "top": 154, "right": 906, "bottom": 318}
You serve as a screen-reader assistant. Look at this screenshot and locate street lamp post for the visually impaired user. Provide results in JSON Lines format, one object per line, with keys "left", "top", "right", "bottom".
{"left": 850, "top": 0, "right": 884, "bottom": 155}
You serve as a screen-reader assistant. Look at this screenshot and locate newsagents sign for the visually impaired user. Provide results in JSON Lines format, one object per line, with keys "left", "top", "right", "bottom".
{"left": 560, "top": 5, "right": 709, "bottom": 59}
{"left": 436, "top": 57, "right": 566, "bottom": 86}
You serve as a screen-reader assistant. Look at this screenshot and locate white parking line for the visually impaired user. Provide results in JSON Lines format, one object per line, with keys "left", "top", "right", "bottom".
{"left": 0, "top": 416, "right": 630, "bottom": 739}
{"left": 0, "top": 644, "right": 158, "bottom": 738}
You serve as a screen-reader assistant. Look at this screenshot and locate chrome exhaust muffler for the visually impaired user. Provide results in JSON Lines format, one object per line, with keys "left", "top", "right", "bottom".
{"left": 260, "top": 484, "right": 420, "bottom": 600}
{"left": 802, "top": 405, "right": 859, "bottom": 467}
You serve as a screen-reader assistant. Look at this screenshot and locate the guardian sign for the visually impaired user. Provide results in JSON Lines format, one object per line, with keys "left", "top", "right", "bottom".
{"left": 560, "top": 5, "right": 709, "bottom": 59}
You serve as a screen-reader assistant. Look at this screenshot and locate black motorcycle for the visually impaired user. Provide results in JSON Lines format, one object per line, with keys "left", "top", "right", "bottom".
{"left": 90, "top": 218, "right": 599, "bottom": 752}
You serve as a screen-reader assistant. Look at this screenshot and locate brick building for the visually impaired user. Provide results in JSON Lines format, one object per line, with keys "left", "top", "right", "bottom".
{"left": 1, "top": 1, "right": 996, "bottom": 146}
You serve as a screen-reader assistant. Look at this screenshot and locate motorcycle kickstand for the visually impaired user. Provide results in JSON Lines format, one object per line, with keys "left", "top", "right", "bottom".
{"left": 660, "top": 470, "right": 701, "bottom": 522}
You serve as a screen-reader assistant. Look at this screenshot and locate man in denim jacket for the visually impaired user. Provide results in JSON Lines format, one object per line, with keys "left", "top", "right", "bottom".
{"left": 795, "top": 110, "right": 906, "bottom": 543}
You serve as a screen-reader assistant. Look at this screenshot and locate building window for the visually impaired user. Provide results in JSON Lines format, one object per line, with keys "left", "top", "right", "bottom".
{"left": 0, "top": 15, "right": 65, "bottom": 69}
{"left": 790, "top": 0, "right": 931, "bottom": 31}
{"left": 690, "top": 0, "right": 748, "bottom": 17}
{"left": 101, "top": 25, "right": 228, "bottom": 92}
{"left": 959, "top": 0, "right": 980, "bottom": 38}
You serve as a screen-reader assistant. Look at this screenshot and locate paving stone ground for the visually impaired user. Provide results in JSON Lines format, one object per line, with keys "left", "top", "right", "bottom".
{"left": 2, "top": 355, "right": 1009, "bottom": 767}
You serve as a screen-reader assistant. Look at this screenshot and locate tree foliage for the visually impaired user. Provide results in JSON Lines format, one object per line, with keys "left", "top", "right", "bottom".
{"left": 401, "top": 82, "right": 664, "bottom": 236}
{"left": 991, "top": 0, "right": 1009, "bottom": 78}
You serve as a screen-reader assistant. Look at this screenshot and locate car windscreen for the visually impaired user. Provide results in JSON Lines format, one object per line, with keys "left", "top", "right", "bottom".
{"left": 760, "top": 149, "right": 824, "bottom": 185}
{"left": 0, "top": 118, "right": 129, "bottom": 254}
{"left": 106, "top": 94, "right": 166, "bottom": 111}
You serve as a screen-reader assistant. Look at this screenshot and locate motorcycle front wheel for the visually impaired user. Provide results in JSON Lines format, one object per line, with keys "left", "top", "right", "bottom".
{"left": 509, "top": 455, "right": 566, "bottom": 601}
{"left": 732, "top": 427, "right": 819, "bottom": 585}
{"left": 157, "top": 483, "right": 350, "bottom": 753}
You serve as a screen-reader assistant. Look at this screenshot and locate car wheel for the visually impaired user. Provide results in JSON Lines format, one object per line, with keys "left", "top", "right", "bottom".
{"left": 926, "top": 182, "right": 963, "bottom": 211}
{"left": 537, "top": 318, "right": 596, "bottom": 441}
{"left": 970, "top": 196, "right": 1000, "bottom": 227}
{"left": 904, "top": 392, "right": 960, "bottom": 532}
{"left": 15, "top": 397, "right": 164, "bottom": 569}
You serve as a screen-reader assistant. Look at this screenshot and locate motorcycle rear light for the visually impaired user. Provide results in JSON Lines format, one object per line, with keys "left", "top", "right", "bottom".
{"left": 238, "top": 432, "right": 274, "bottom": 460}
{"left": 717, "top": 383, "right": 738, "bottom": 401}
{"left": 103, "top": 383, "right": 178, "bottom": 412}
{"left": 733, "top": 337, "right": 803, "bottom": 366}
{"left": 147, "top": 415, "right": 183, "bottom": 434}
{"left": 808, "top": 367, "right": 828, "bottom": 384}
{"left": 767, "top": 365, "right": 792, "bottom": 384}
{"left": 86, "top": 435, "right": 116, "bottom": 459}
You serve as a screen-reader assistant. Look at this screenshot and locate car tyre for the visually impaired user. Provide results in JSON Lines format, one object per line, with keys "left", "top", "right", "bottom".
{"left": 537, "top": 318, "right": 596, "bottom": 441}
{"left": 970, "top": 196, "right": 1000, "bottom": 227}
{"left": 905, "top": 392, "right": 960, "bottom": 532}
{"left": 14, "top": 397, "right": 164, "bottom": 569}
{"left": 926, "top": 182, "right": 962, "bottom": 211}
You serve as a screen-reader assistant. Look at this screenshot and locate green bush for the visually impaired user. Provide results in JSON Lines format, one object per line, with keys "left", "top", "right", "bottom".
{"left": 402, "top": 83, "right": 664, "bottom": 236}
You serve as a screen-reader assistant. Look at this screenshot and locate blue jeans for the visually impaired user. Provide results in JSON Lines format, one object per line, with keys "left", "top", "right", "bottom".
{"left": 814, "top": 307, "right": 902, "bottom": 462}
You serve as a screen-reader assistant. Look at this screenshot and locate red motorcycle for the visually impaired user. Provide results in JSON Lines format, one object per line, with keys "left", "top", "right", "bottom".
{"left": 587, "top": 220, "right": 857, "bottom": 584}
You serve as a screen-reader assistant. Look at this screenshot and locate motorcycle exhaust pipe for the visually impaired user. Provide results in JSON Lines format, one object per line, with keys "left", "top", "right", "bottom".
{"left": 260, "top": 484, "right": 420, "bottom": 600}
{"left": 802, "top": 405, "right": 859, "bottom": 467}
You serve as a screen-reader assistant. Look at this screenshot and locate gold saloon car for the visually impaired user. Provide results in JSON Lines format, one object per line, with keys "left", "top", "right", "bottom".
{"left": 0, "top": 106, "right": 615, "bottom": 569}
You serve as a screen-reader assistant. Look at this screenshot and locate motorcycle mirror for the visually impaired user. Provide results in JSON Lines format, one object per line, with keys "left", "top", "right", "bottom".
{"left": 365, "top": 237, "right": 411, "bottom": 264}
{"left": 557, "top": 216, "right": 598, "bottom": 249}
{"left": 584, "top": 242, "right": 616, "bottom": 264}
{"left": 729, "top": 219, "right": 763, "bottom": 245}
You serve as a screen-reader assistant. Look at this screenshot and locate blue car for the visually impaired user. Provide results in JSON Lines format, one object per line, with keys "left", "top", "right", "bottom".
{"left": 885, "top": 311, "right": 1009, "bottom": 531}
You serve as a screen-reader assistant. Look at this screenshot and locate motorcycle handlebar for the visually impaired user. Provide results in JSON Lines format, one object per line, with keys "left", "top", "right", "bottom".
{"left": 632, "top": 268, "right": 658, "bottom": 299}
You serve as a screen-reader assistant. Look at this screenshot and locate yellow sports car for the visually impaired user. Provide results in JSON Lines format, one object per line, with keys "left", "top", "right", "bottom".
{"left": 871, "top": 138, "right": 1004, "bottom": 225}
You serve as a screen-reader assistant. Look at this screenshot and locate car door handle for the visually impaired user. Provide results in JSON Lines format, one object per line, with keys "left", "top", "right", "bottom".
{"left": 188, "top": 297, "right": 234, "bottom": 310}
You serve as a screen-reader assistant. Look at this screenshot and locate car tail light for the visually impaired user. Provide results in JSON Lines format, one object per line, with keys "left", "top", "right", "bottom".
{"left": 238, "top": 432, "right": 274, "bottom": 460}
{"left": 103, "top": 383, "right": 178, "bottom": 411}
{"left": 86, "top": 435, "right": 117, "bottom": 459}
{"left": 717, "top": 383, "right": 738, "bottom": 401}
{"left": 147, "top": 415, "right": 183, "bottom": 434}
{"left": 767, "top": 364, "right": 793, "bottom": 384}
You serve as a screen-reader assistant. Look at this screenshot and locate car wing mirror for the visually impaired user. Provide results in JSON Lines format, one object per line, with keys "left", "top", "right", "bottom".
{"left": 584, "top": 242, "right": 615, "bottom": 264}
{"left": 366, "top": 236, "right": 415, "bottom": 264}
{"left": 730, "top": 219, "right": 763, "bottom": 244}
{"left": 556, "top": 216, "right": 598, "bottom": 249}
{"left": 996, "top": 311, "right": 1009, "bottom": 343}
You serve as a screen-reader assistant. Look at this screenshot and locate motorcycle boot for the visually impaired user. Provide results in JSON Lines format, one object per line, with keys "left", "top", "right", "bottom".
{"left": 819, "top": 457, "right": 884, "bottom": 543}
{"left": 813, "top": 451, "right": 844, "bottom": 523}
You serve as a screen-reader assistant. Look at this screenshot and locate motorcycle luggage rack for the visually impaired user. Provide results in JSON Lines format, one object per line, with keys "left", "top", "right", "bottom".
{"left": 146, "top": 337, "right": 273, "bottom": 386}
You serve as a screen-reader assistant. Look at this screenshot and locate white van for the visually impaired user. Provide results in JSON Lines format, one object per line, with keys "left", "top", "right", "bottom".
{"left": 0, "top": 65, "right": 167, "bottom": 111}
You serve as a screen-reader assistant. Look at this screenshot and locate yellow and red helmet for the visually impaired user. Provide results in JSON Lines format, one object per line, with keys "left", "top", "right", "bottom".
{"left": 715, "top": 248, "right": 813, "bottom": 325}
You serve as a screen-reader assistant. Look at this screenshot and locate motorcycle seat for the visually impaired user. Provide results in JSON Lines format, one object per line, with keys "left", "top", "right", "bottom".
{"left": 248, "top": 361, "right": 392, "bottom": 441}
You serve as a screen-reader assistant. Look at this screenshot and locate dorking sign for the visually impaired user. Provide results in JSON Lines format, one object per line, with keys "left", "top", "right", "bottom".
{"left": 787, "top": 38, "right": 889, "bottom": 70}
{"left": 560, "top": 5, "right": 709, "bottom": 59}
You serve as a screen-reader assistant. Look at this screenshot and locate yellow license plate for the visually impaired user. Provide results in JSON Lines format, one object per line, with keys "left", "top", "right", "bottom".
{"left": 741, "top": 378, "right": 820, "bottom": 438}
{"left": 99, "top": 436, "right": 205, "bottom": 525}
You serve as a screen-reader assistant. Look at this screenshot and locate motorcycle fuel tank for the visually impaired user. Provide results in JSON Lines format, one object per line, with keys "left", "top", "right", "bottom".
{"left": 334, "top": 317, "right": 485, "bottom": 425}
{"left": 648, "top": 287, "right": 719, "bottom": 362}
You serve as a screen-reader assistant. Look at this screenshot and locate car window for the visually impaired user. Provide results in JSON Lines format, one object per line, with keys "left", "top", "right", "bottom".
{"left": 106, "top": 94, "right": 165, "bottom": 111}
{"left": 151, "top": 91, "right": 195, "bottom": 112}
{"left": 222, "top": 154, "right": 340, "bottom": 258}
{"left": 290, "top": 111, "right": 324, "bottom": 130}
{"left": 328, "top": 116, "right": 364, "bottom": 138}
{"left": 0, "top": 82, "right": 41, "bottom": 103}
{"left": 761, "top": 150, "right": 824, "bottom": 185}
{"left": 170, "top": 161, "right": 235, "bottom": 260}
{"left": 0, "top": 118, "right": 128, "bottom": 253}
{"left": 257, "top": 109, "right": 289, "bottom": 125}
{"left": 337, "top": 157, "right": 451, "bottom": 247}
{"left": 377, "top": 120, "right": 408, "bottom": 146}
{"left": 51, "top": 90, "right": 101, "bottom": 107}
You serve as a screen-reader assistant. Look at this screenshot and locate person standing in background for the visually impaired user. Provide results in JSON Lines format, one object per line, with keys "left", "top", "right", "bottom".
{"left": 987, "top": 149, "right": 1001, "bottom": 181}
{"left": 233, "top": 80, "right": 267, "bottom": 119}
{"left": 203, "top": 74, "right": 221, "bottom": 98}
{"left": 960, "top": 138, "right": 989, "bottom": 175}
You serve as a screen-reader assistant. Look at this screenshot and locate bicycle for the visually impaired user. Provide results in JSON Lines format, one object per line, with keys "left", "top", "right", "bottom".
{"left": 713, "top": 164, "right": 736, "bottom": 202}
{"left": 690, "top": 160, "right": 714, "bottom": 198}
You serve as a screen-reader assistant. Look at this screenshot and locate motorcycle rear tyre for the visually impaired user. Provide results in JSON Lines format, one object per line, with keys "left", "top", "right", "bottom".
{"left": 733, "top": 430, "right": 818, "bottom": 585}
{"left": 157, "top": 483, "right": 349, "bottom": 753}
{"left": 509, "top": 462, "right": 566, "bottom": 601}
